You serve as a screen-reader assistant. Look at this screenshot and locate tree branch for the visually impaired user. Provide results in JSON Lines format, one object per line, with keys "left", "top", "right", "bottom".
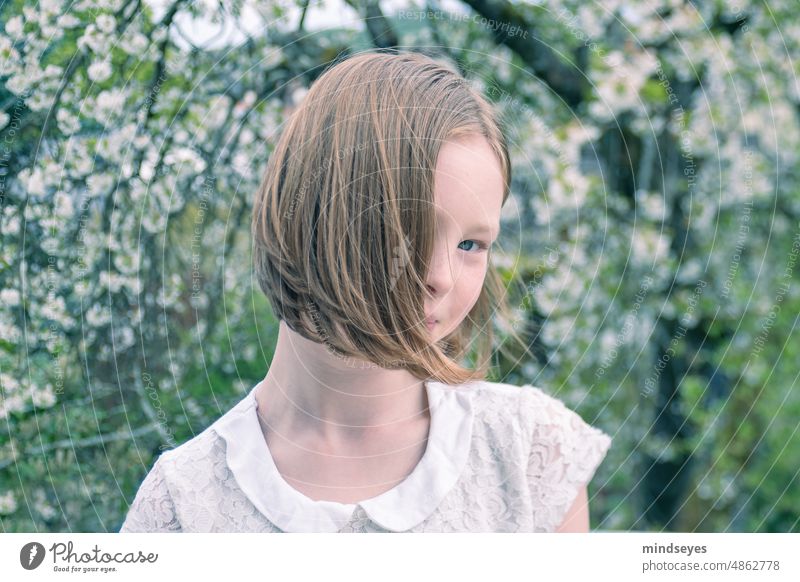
{"left": 344, "top": 0, "right": 399, "bottom": 49}
{"left": 460, "top": 0, "right": 587, "bottom": 107}
{"left": 0, "top": 424, "right": 157, "bottom": 470}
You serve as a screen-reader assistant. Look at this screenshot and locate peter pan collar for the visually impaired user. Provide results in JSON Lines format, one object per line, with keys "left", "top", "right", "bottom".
{"left": 212, "top": 377, "right": 475, "bottom": 533}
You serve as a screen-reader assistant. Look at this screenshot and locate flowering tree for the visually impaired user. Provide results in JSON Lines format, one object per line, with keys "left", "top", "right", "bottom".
{"left": 477, "top": 0, "right": 800, "bottom": 531}
{"left": 1, "top": 0, "right": 798, "bottom": 532}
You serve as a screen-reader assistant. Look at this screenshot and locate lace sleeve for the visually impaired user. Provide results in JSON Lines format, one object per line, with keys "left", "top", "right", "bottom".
{"left": 119, "top": 453, "right": 182, "bottom": 533}
{"left": 524, "top": 388, "right": 612, "bottom": 532}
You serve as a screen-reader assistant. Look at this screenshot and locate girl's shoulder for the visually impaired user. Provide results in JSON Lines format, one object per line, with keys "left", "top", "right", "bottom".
{"left": 140, "top": 393, "right": 247, "bottom": 494}
{"left": 143, "top": 423, "right": 227, "bottom": 499}
{"left": 120, "top": 425, "right": 225, "bottom": 532}
{"left": 437, "top": 378, "right": 612, "bottom": 531}
{"left": 462, "top": 378, "right": 598, "bottom": 420}
{"left": 464, "top": 378, "right": 612, "bottom": 459}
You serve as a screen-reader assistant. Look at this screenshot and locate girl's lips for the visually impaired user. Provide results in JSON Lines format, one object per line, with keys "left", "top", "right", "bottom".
{"left": 426, "top": 319, "right": 437, "bottom": 330}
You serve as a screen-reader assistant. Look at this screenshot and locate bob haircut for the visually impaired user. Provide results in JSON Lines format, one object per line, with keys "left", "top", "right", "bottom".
{"left": 252, "top": 49, "right": 519, "bottom": 385}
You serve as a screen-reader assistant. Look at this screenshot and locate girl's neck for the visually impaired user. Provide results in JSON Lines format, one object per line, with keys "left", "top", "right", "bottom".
{"left": 254, "top": 320, "right": 430, "bottom": 448}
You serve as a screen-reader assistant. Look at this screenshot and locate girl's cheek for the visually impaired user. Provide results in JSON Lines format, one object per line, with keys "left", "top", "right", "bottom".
{"left": 467, "top": 259, "right": 490, "bottom": 285}
{"left": 468, "top": 265, "right": 488, "bottom": 301}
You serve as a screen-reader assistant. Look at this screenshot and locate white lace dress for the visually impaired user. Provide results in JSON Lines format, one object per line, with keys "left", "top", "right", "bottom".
{"left": 119, "top": 378, "right": 612, "bottom": 533}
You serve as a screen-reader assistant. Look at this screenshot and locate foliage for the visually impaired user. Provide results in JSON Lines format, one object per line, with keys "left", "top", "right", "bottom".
{"left": 1, "top": 0, "right": 798, "bottom": 532}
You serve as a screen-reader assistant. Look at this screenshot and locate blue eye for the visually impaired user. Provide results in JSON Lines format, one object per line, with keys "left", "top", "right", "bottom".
{"left": 458, "top": 240, "right": 488, "bottom": 253}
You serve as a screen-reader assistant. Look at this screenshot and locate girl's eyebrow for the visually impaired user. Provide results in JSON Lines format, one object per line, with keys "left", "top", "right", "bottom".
{"left": 469, "top": 223, "right": 500, "bottom": 236}
{"left": 434, "top": 211, "right": 499, "bottom": 237}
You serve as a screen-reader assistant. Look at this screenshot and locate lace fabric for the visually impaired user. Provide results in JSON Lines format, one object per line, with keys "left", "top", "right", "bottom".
{"left": 119, "top": 380, "right": 612, "bottom": 533}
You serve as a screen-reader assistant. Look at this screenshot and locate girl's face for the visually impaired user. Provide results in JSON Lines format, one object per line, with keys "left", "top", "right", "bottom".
{"left": 424, "top": 135, "right": 504, "bottom": 340}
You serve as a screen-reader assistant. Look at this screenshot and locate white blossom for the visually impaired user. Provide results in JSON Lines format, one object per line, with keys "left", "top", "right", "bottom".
{"left": 0, "top": 288, "right": 21, "bottom": 306}
{"left": 26, "top": 91, "right": 56, "bottom": 112}
{"left": 57, "top": 13, "right": 80, "bottom": 28}
{"left": 32, "top": 384, "right": 57, "bottom": 409}
{"left": 165, "top": 146, "right": 207, "bottom": 173}
{"left": 87, "top": 173, "right": 114, "bottom": 198}
{"left": 113, "top": 250, "right": 141, "bottom": 274}
{"left": 0, "top": 373, "right": 20, "bottom": 393}
{"left": 53, "top": 191, "right": 74, "bottom": 219}
{"left": 96, "top": 14, "right": 116, "bottom": 34}
{"left": 78, "top": 25, "right": 108, "bottom": 53}
{"left": 39, "top": 0, "right": 63, "bottom": 16}
{"left": 93, "top": 88, "right": 127, "bottom": 119}
{"left": 120, "top": 31, "right": 148, "bottom": 55}
{"left": 4, "top": 15, "right": 24, "bottom": 39}
{"left": 56, "top": 108, "right": 81, "bottom": 134}
{"left": 3, "top": 214, "right": 20, "bottom": 235}
{"left": 636, "top": 190, "right": 667, "bottom": 221}
{"left": 39, "top": 295, "right": 67, "bottom": 324}
{"left": 0, "top": 491, "right": 18, "bottom": 515}
{"left": 85, "top": 304, "right": 112, "bottom": 328}
{"left": 34, "top": 495, "right": 57, "bottom": 520}
{"left": 18, "top": 167, "right": 47, "bottom": 197}
{"left": 88, "top": 59, "right": 112, "bottom": 83}
{"left": 631, "top": 227, "right": 670, "bottom": 265}
{"left": 99, "top": 270, "right": 124, "bottom": 292}
{"left": 114, "top": 325, "right": 135, "bottom": 351}
{"left": 5, "top": 74, "right": 32, "bottom": 96}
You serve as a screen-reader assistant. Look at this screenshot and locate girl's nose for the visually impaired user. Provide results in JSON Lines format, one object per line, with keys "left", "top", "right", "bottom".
{"left": 425, "top": 250, "right": 455, "bottom": 298}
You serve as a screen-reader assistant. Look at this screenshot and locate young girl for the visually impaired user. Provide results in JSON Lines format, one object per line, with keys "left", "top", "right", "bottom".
{"left": 120, "top": 50, "right": 612, "bottom": 533}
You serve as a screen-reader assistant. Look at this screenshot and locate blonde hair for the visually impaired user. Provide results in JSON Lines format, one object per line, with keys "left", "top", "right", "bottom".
{"left": 252, "top": 49, "right": 523, "bottom": 385}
